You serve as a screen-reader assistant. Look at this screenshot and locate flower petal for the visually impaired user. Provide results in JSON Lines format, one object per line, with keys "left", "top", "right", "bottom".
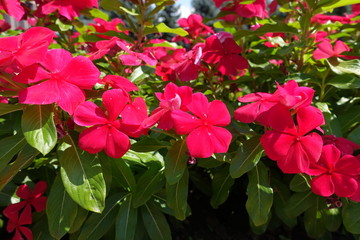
{"left": 78, "top": 125, "right": 108, "bottom": 154}
{"left": 73, "top": 101, "right": 108, "bottom": 126}
{"left": 104, "top": 126, "right": 130, "bottom": 158}
{"left": 187, "top": 93, "right": 208, "bottom": 118}
{"left": 172, "top": 110, "right": 202, "bottom": 135}
{"left": 56, "top": 81, "right": 86, "bottom": 115}
{"left": 297, "top": 106, "right": 324, "bottom": 136}
{"left": 208, "top": 126, "right": 232, "bottom": 153}
{"left": 102, "top": 89, "right": 128, "bottom": 122}
{"left": 332, "top": 173, "right": 358, "bottom": 197}
{"left": 187, "top": 126, "right": 214, "bottom": 158}
{"left": 18, "top": 80, "right": 59, "bottom": 105}
{"left": 207, "top": 100, "right": 230, "bottom": 126}
{"left": 310, "top": 174, "right": 334, "bottom": 197}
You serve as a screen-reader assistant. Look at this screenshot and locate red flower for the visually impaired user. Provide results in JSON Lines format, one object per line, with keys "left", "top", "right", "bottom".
{"left": 306, "top": 145, "right": 360, "bottom": 197}
{"left": 143, "top": 82, "right": 193, "bottom": 130}
{"left": 0, "top": 0, "right": 25, "bottom": 21}
{"left": 202, "top": 33, "right": 248, "bottom": 76}
{"left": 3, "top": 204, "right": 33, "bottom": 240}
{"left": 0, "top": 27, "right": 54, "bottom": 72}
{"left": 313, "top": 40, "right": 356, "bottom": 60}
{"left": 39, "top": 0, "right": 98, "bottom": 20}
{"left": 172, "top": 93, "right": 232, "bottom": 158}
{"left": 99, "top": 75, "right": 138, "bottom": 92}
{"left": 260, "top": 105, "right": 324, "bottom": 173}
{"left": 15, "top": 49, "right": 100, "bottom": 115}
{"left": 73, "top": 89, "right": 133, "bottom": 158}
{"left": 178, "top": 14, "right": 214, "bottom": 39}
{"left": 322, "top": 135, "right": 360, "bottom": 155}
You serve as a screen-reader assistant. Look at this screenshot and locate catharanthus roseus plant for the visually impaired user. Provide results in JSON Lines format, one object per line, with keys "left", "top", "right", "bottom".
{"left": 0, "top": 0, "right": 360, "bottom": 239}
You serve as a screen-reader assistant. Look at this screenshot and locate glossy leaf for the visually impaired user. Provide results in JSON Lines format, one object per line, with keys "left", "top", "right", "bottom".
{"left": 0, "top": 144, "right": 38, "bottom": 190}
{"left": 338, "top": 105, "right": 360, "bottom": 133}
{"left": 115, "top": 194, "right": 138, "bottom": 240}
{"left": 164, "top": 139, "right": 188, "bottom": 185}
{"left": 141, "top": 201, "right": 172, "bottom": 240}
{"left": 246, "top": 162, "right": 273, "bottom": 227}
{"left": 166, "top": 169, "right": 189, "bottom": 220}
{"left": 21, "top": 104, "right": 57, "bottom": 155}
{"left": 327, "top": 74, "right": 360, "bottom": 89}
{"left": 304, "top": 197, "right": 327, "bottom": 238}
{"left": 230, "top": 136, "right": 263, "bottom": 178}
{"left": 47, "top": 175, "right": 78, "bottom": 239}
{"left": 58, "top": 134, "right": 106, "bottom": 213}
{"left": 131, "top": 137, "right": 170, "bottom": 152}
{"left": 78, "top": 193, "right": 126, "bottom": 240}
{"left": 289, "top": 174, "right": 311, "bottom": 192}
{"left": 0, "top": 103, "right": 23, "bottom": 116}
{"left": 132, "top": 163, "right": 165, "bottom": 208}
{"left": 234, "top": 23, "right": 298, "bottom": 39}
{"left": 128, "top": 66, "right": 155, "bottom": 84}
{"left": 315, "top": 0, "right": 360, "bottom": 13}
{"left": 0, "top": 134, "right": 27, "bottom": 172}
{"left": 143, "top": 23, "right": 188, "bottom": 36}
{"left": 69, "top": 207, "right": 88, "bottom": 234}
{"left": 343, "top": 201, "right": 360, "bottom": 234}
{"left": 210, "top": 165, "right": 234, "bottom": 208}
{"left": 324, "top": 207, "right": 341, "bottom": 232}
{"left": 327, "top": 59, "right": 360, "bottom": 76}
{"left": 284, "top": 191, "right": 317, "bottom": 218}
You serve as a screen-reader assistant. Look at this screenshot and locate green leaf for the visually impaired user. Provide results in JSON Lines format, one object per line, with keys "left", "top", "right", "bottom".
{"left": 324, "top": 207, "right": 341, "bottom": 232}
{"left": 132, "top": 163, "right": 165, "bottom": 208}
{"left": 58, "top": 135, "right": 106, "bottom": 213}
{"left": 21, "top": 104, "right": 57, "bottom": 155}
{"left": 119, "top": 6, "right": 139, "bottom": 16}
{"left": 131, "top": 137, "right": 170, "bottom": 152}
{"left": 327, "top": 59, "right": 360, "bottom": 76}
{"left": 210, "top": 165, "right": 234, "bottom": 208}
{"left": 78, "top": 193, "right": 126, "bottom": 240}
{"left": 0, "top": 144, "right": 38, "bottom": 190}
{"left": 47, "top": 175, "right": 78, "bottom": 239}
{"left": 0, "top": 103, "right": 22, "bottom": 116}
{"left": 164, "top": 139, "right": 188, "bottom": 185}
{"left": 343, "top": 201, "right": 360, "bottom": 234}
{"left": 246, "top": 162, "right": 273, "bottom": 227}
{"left": 348, "top": 126, "right": 360, "bottom": 145}
{"left": 100, "top": 0, "right": 121, "bottom": 11}
{"left": 69, "top": 207, "right": 88, "bottom": 234}
{"left": 0, "top": 134, "right": 27, "bottom": 172}
{"left": 230, "top": 136, "right": 263, "bottom": 178}
{"left": 289, "top": 174, "right": 311, "bottom": 192}
{"left": 143, "top": 23, "right": 188, "bottom": 36}
{"left": 284, "top": 191, "right": 317, "bottom": 218}
{"left": 100, "top": 153, "right": 136, "bottom": 190}
{"left": 89, "top": 8, "right": 109, "bottom": 20}
{"left": 315, "top": 102, "right": 342, "bottom": 136}
{"left": 327, "top": 74, "right": 360, "bottom": 89}
{"left": 234, "top": 23, "right": 298, "bottom": 39}
{"left": 304, "top": 197, "right": 327, "bottom": 238}
{"left": 338, "top": 105, "right": 360, "bottom": 133}
{"left": 115, "top": 194, "right": 138, "bottom": 240}
{"left": 166, "top": 169, "right": 189, "bottom": 220}
{"left": 141, "top": 201, "right": 172, "bottom": 240}
{"left": 315, "top": 0, "right": 360, "bottom": 13}
{"left": 128, "top": 66, "right": 155, "bottom": 84}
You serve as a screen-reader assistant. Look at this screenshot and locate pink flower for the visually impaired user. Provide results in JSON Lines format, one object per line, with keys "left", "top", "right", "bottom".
{"left": 99, "top": 75, "right": 138, "bottom": 92}
{"left": 178, "top": 14, "right": 214, "bottom": 39}
{"left": 202, "top": 33, "right": 248, "bottom": 76}
{"left": 313, "top": 40, "right": 353, "bottom": 60}
{"left": 260, "top": 105, "right": 324, "bottom": 173}
{"left": 0, "top": 0, "right": 25, "bottom": 21}
{"left": 15, "top": 49, "right": 100, "bottom": 115}
{"left": 0, "top": 27, "right": 54, "bottom": 72}
{"left": 172, "top": 93, "right": 232, "bottom": 158}
{"left": 143, "top": 82, "right": 193, "bottom": 130}
{"left": 306, "top": 145, "right": 360, "bottom": 197}
{"left": 40, "top": 0, "right": 98, "bottom": 20}
{"left": 73, "top": 89, "right": 132, "bottom": 158}
{"left": 322, "top": 135, "right": 360, "bottom": 155}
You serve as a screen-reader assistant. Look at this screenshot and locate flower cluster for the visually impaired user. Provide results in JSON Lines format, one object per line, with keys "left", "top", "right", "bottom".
{"left": 3, "top": 182, "right": 47, "bottom": 240}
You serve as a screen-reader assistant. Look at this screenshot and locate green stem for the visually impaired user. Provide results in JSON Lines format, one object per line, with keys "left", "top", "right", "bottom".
{"left": 0, "top": 72, "right": 26, "bottom": 90}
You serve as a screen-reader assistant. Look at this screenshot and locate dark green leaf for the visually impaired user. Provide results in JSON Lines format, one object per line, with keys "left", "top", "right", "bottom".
{"left": 348, "top": 126, "right": 360, "bottom": 145}
{"left": 343, "top": 201, "right": 360, "bottom": 234}
{"left": 210, "top": 165, "right": 234, "bottom": 208}
{"left": 234, "top": 23, "right": 298, "bottom": 39}
{"left": 230, "top": 136, "right": 263, "bottom": 178}
{"left": 132, "top": 163, "right": 165, "bottom": 208}
{"left": 284, "top": 191, "right": 316, "bottom": 218}
{"left": 58, "top": 135, "right": 106, "bottom": 213}
{"left": 21, "top": 104, "right": 57, "bottom": 155}
{"left": 166, "top": 169, "right": 189, "bottom": 220}
{"left": 0, "top": 144, "right": 38, "bottom": 190}
{"left": 69, "top": 207, "right": 88, "bottom": 234}
{"left": 164, "top": 139, "right": 188, "bottom": 185}
{"left": 315, "top": 102, "right": 342, "bottom": 136}
{"left": 143, "top": 23, "right": 188, "bottom": 36}
{"left": 324, "top": 207, "right": 341, "bottom": 232}
{"left": 327, "top": 74, "right": 360, "bottom": 89}
{"left": 0, "top": 103, "right": 22, "bottom": 116}
{"left": 246, "top": 162, "right": 273, "bottom": 226}
{"left": 131, "top": 137, "right": 170, "bottom": 152}
{"left": 100, "top": 0, "right": 121, "bottom": 11}
{"left": 0, "top": 134, "right": 27, "bottom": 173}
{"left": 115, "top": 194, "right": 138, "bottom": 240}
{"left": 289, "top": 174, "right": 311, "bottom": 192}
{"left": 304, "top": 197, "right": 327, "bottom": 238}
{"left": 47, "top": 175, "right": 78, "bottom": 239}
{"left": 338, "top": 106, "right": 360, "bottom": 133}
{"left": 141, "top": 201, "right": 172, "bottom": 240}
{"left": 78, "top": 193, "right": 126, "bottom": 240}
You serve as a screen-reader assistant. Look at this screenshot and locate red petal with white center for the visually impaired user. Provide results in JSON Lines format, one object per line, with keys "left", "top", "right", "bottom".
{"left": 60, "top": 56, "right": 100, "bottom": 89}
{"left": 172, "top": 110, "right": 202, "bottom": 135}
{"left": 310, "top": 174, "right": 334, "bottom": 197}
{"left": 207, "top": 100, "right": 230, "bottom": 126}
{"left": 78, "top": 125, "right": 108, "bottom": 154}
{"left": 18, "top": 80, "right": 59, "bottom": 105}
{"left": 102, "top": 89, "right": 128, "bottom": 122}
{"left": 104, "top": 126, "right": 130, "bottom": 158}
{"left": 74, "top": 101, "right": 108, "bottom": 126}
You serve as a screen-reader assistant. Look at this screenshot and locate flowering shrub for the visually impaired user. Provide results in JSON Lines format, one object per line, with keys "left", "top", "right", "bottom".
{"left": 0, "top": 0, "right": 360, "bottom": 239}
